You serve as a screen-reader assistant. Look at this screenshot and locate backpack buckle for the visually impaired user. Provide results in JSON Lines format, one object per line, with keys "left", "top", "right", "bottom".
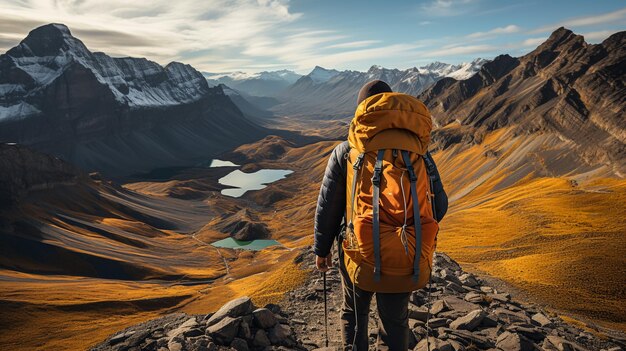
{"left": 353, "top": 153, "right": 365, "bottom": 170}
{"left": 371, "top": 167, "right": 382, "bottom": 186}
{"left": 406, "top": 167, "right": 417, "bottom": 182}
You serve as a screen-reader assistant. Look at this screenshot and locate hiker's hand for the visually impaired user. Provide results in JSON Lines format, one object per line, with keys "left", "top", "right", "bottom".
{"left": 316, "top": 253, "right": 333, "bottom": 272}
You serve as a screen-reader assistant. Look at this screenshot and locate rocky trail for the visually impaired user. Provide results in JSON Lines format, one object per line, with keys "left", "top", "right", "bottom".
{"left": 92, "top": 252, "right": 626, "bottom": 351}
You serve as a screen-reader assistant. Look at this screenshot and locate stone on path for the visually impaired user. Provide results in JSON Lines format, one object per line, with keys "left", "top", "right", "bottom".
{"left": 207, "top": 297, "right": 254, "bottom": 327}
{"left": 450, "top": 309, "right": 487, "bottom": 331}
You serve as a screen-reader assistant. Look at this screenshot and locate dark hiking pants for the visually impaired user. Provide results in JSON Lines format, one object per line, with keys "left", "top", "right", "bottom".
{"left": 339, "top": 256, "right": 410, "bottom": 351}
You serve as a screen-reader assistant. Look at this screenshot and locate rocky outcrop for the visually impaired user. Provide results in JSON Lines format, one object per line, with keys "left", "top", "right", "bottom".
{"left": 419, "top": 27, "right": 626, "bottom": 172}
{"left": 0, "top": 143, "right": 87, "bottom": 209}
{"left": 93, "top": 253, "right": 626, "bottom": 351}
{"left": 92, "top": 297, "right": 299, "bottom": 351}
{"left": 0, "top": 23, "right": 268, "bottom": 177}
{"left": 213, "top": 208, "right": 271, "bottom": 241}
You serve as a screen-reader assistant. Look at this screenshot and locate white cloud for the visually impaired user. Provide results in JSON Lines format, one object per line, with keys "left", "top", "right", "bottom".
{"left": 467, "top": 25, "right": 521, "bottom": 39}
{"left": 521, "top": 37, "right": 546, "bottom": 47}
{"left": 0, "top": 0, "right": 304, "bottom": 70}
{"left": 326, "top": 40, "right": 381, "bottom": 49}
{"left": 420, "top": 0, "right": 476, "bottom": 17}
{"left": 582, "top": 30, "right": 618, "bottom": 42}
{"left": 291, "top": 44, "right": 422, "bottom": 71}
{"left": 425, "top": 44, "right": 498, "bottom": 57}
{"left": 530, "top": 7, "right": 626, "bottom": 34}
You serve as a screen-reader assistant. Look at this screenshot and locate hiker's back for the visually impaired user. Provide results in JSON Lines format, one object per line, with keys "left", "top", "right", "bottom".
{"left": 342, "top": 92, "right": 439, "bottom": 293}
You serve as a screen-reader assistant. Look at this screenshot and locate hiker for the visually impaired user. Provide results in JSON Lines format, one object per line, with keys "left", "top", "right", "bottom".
{"left": 313, "top": 80, "right": 448, "bottom": 351}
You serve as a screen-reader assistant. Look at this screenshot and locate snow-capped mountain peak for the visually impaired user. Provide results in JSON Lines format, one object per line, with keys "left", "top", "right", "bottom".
{"left": 1, "top": 23, "right": 212, "bottom": 118}
{"left": 308, "top": 66, "right": 340, "bottom": 83}
{"left": 446, "top": 58, "right": 489, "bottom": 80}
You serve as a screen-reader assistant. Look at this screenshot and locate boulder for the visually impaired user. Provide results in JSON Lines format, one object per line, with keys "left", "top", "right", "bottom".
{"left": 480, "top": 314, "right": 499, "bottom": 328}
{"left": 206, "top": 316, "right": 241, "bottom": 345}
{"left": 253, "top": 329, "right": 272, "bottom": 347}
{"left": 230, "top": 337, "right": 249, "bottom": 351}
{"left": 443, "top": 296, "right": 480, "bottom": 313}
{"left": 489, "top": 292, "right": 511, "bottom": 302}
{"left": 124, "top": 329, "right": 151, "bottom": 348}
{"left": 168, "top": 338, "right": 184, "bottom": 351}
{"left": 494, "top": 307, "right": 532, "bottom": 324}
{"left": 268, "top": 323, "right": 293, "bottom": 345}
{"left": 459, "top": 273, "right": 479, "bottom": 287}
{"left": 431, "top": 300, "right": 448, "bottom": 315}
{"left": 416, "top": 337, "right": 454, "bottom": 351}
{"left": 238, "top": 321, "right": 252, "bottom": 340}
{"left": 446, "top": 282, "right": 468, "bottom": 293}
{"left": 207, "top": 297, "right": 254, "bottom": 327}
{"left": 108, "top": 331, "right": 135, "bottom": 345}
{"left": 496, "top": 331, "right": 537, "bottom": 351}
{"left": 542, "top": 335, "right": 579, "bottom": 351}
{"left": 507, "top": 325, "right": 545, "bottom": 342}
{"left": 186, "top": 336, "right": 212, "bottom": 351}
{"left": 442, "top": 328, "right": 495, "bottom": 349}
{"left": 428, "top": 317, "right": 450, "bottom": 328}
{"left": 464, "top": 291, "right": 485, "bottom": 304}
{"left": 167, "top": 317, "right": 199, "bottom": 339}
{"left": 531, "top": 312, "right": 553, "bottom": 327}
{"left": 409, "top": 305, "right": 430, "bottom": 322}
{"left": 253, "top": 308, "right": 278, "bottom": 329}
{"left": 450, "top": 309, "right": 486, "bottom": 331}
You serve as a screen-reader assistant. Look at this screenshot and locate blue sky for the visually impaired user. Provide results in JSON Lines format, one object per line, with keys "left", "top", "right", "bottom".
{"left": 0, "top": 0, "right": 624, "bottom": 74}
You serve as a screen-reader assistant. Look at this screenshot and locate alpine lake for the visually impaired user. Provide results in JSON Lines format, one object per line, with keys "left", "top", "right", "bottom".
{"left": 209, "top": 159, "right": 290, "bottom": 250}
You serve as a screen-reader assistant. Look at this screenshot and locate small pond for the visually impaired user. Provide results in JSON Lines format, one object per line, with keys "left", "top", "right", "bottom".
{"left": 211, "top": 237, "right": 281, "bottom": 250}
{"left": 209, "top": 159, "right": 239, "bottom": 168}
{"left": 218, "top": 169, "right": 292, "bottom": 197}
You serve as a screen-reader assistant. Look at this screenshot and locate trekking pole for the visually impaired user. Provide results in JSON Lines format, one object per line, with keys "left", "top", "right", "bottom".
{"left": 323, "top": 271, "right": 329, "bottom": 347}
{"left": 426, "top": 268, "right": 433, "bottom": 351}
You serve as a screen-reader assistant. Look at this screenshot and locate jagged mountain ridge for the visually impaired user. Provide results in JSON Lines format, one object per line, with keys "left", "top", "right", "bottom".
{"left": 419, "top": 27, "right": 625, "bottom": 173}
{"left": 220, "top": 84, "right": 275, "bottom": 120}
{"left": 272, "top": 59, "right": 487, "bottom": 118}
{"left": 0, "top": 23, "right": 268, "bottom": 176}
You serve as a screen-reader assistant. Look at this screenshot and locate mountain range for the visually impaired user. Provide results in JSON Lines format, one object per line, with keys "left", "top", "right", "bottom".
{"left": 420, "top": 27, "right": 625, "bottom": 173}
{"left": 0, "top": 24, "right": 268, "bottom": 176}
{"left": 270, "top": 59, "right": 488, "bottom": 118}
{"left": 205, "top": 70, "right": 302, "bottom": 97}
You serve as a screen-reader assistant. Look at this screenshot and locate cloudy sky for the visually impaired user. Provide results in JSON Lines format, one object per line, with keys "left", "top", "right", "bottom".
{"left": 0, "top": 0, "right": 624, "bottom": 74}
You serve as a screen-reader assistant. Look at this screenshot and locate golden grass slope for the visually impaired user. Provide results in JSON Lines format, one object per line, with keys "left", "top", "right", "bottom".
{"left": 0, "top": 140, "right": 337, "bottom": 351}
{"left": 434, "top": 127, "right": 626, "bottom": 331}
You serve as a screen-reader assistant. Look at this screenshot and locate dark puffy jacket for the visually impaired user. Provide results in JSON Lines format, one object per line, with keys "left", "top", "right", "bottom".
{"left": 313, "top": 141, "right": 448, "bottom": 257}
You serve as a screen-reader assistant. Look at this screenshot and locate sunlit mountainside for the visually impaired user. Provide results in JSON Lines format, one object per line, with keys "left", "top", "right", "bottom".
{"left": 0, "top": 23, "right": 624, "bottom": 351}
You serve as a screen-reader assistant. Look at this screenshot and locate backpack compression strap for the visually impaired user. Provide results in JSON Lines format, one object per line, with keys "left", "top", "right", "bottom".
{"left": 371, "top": 149, "right": 385, "bottom": 282}
{"left": 347, "top": 153, "right": 365, "bottom": 233}
{"left": 401, "top": 150, "right": 422, "bottom": 283}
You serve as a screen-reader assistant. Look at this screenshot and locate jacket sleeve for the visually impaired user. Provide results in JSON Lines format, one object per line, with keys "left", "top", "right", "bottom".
{"left": 425, "top": 151, "right": 448, "bottom": 222}
{"left": 313, "top": 141, "right": 348, "bottom": 257}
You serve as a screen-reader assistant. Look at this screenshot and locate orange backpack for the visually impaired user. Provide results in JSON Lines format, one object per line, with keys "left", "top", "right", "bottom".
{"left": 342, "top": 92, "right": 439, "bottom": 293}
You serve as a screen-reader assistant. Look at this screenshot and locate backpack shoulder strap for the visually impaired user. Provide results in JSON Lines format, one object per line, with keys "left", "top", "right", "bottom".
{"left": 422, "top": 151, "right": 438, "bottom": 219}
{"left": 371, "top": 149, "right": 385, "bottom": 282}
{"left": 423, "top": 151, "right": 437, "bottom": 180}
{"left": 401, "top": 150, "right": 422, "bottom": 283}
